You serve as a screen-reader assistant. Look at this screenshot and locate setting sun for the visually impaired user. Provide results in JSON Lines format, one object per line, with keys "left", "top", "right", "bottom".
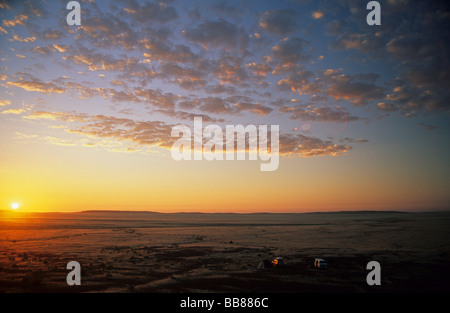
{"left": 11, "top": 202, "right": 20, "bottom": 210}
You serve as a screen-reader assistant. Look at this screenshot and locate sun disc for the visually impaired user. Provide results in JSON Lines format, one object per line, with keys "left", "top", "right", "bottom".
{"left": 11, "top": 202, "right": 20, "bottom": 210}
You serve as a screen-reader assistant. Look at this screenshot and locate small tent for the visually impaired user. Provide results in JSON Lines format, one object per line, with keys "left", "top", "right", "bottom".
{"left": 314, "top": 258, "right": 327, "bottom": 268}
{"left": 257, "top": 259, "right": 272, "bottom": 269}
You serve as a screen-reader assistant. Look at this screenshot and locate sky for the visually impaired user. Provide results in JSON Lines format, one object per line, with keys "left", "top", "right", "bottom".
{"left": 0, "top": 0, "right": 449, "bottom": 213}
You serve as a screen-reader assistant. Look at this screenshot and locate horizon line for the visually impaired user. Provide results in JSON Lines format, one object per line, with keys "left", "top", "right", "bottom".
{"left": 3, "top": 209, "right": 449, "bottom": 215}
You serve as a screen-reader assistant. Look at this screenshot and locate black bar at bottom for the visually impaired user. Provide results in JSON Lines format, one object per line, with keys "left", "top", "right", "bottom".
{"left": 0, "top": 292, "right": 446, "bottom": 312}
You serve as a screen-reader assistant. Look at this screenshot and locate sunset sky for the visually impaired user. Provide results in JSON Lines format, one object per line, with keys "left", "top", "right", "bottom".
{"left": 1, "top": 0, "right": 449, "bottom": 213}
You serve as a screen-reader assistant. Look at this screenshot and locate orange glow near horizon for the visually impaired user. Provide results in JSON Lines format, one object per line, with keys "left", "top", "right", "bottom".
{"left": 2, "top": 150, "right": 448, "bottom": 214}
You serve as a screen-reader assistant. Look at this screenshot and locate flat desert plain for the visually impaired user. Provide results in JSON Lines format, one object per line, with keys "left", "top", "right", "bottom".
{"left": 0, "top": 210, "right": 449, "bottom": 293}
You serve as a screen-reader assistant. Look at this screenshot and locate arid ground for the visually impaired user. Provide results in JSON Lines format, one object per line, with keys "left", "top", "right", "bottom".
{"left": 1, "top": 210, "right": 449, "bottom": 293}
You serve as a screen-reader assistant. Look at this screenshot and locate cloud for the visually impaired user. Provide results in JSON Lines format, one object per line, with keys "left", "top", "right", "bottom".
{"left": 31, "top": 45, "right": 56, "bottom": 55}
{"left": 2, "top": 0, "right": 449, "bottom": 172}
{"left": 52, "top": 44, "right": 70, "bottom": 53}
{"left": 14, "top": 132, "right": 38, "bottom": 140}
{"left": 173, "top": 77, "right": 206, "bottom": 90}
{"left": 62, "top": 81, "right": 111, "bottom": 100}
{"left": 376, "top": 102, "right": 397, "bottom": 112}
{"left": 339, "top": 137, "right": 369, "bottom": 144}
{"left": 141, "top": 40, "right": 198, "bottom": 63}
{"left": 111, "top": 80, "right": 126, "bottom": 86}
{"left": 44, "top": 136, "right": 76, "bottom": 146}
{"left": 24, "top": 110, "right": 353, "bottom": 158}
{"left": 22, "top": 111, "right": 89, "bottom": 122}
{"left": 134, "top": 87, "right": 178, "bottom": 109}
{"left": 154, "top": 109, "right": 225, "bottom": 124}
{"left": 0, "top": 2, "right": 11, "bottom": 10}
{"left": 324, "top": 73, "right": 384, "bottom": 106}
{"left": 204, "top": 84, "right": 236, "bottom": 95}
{"left": 259, "top": 9, "right": 298, "bottom": 35}
{"left": 271, "top": 37, "right": 312, "bottom": 67}
{"left": 199, "top": 97, "right": 233, "bottom": 114}
{"left": 194, "top": 96, "right": 273, "bottom": 116}
{"left": 7, "top": 80, "right": 65, "bottom": 94}
{"left": 232, "top": 102, "right": 273, "bottom": 116}
{"left": 0, "top": 99, "right": 11, "bottom": 106}
{"left": 2, "top": 14, "right": 28, "bottom": 27}
{"left": 1, "top": 108, "right": 26, "bottom": 115}
{"left": 123, "top": 1, "right": 178, "bottom": 24}
{"left": 209, "top": 1, "right": 243, "bottom": 17}
{"left": 41, "top": 29, "right": 64, "bottom": 40}
{"left": 324, "top": 20, "right": 345, "bottom": 36}
{"left": 158, "top": 63, "right": 206, "bottom": 87}
{"left": 382, "top": 82, "right": 450, "bottom": 114}
{"left": 9, "top": 34, "right": 35, "bottom": 42}
{"left": 80, "top": 15, "right": 139, "bottom": 51}
{"left": 110, "top": 89, "right": 141, "bottom": 103}
{"left": 325, "top": 1, "right": 450, "bottom": 115}
{"left": 213, "top": 58, "right": 248, "bottom": 85}
{"left": 383, "top": 31, "right": 450, "bottom": 113}
{"left": 279, "top": 133, "right": 352, "bottom": 157}
{"left": 69, "top": 116, "right": 176, "bottom": 148}
{"left": 63, "top": 47, "right": 140, "bottom": 71}
{"left": 417, "top": 123, "right": 437, "bottom": 131}
{"left": 23, "top": 111, "right": 174, "bottom": 147}
{"left": 386, "top": 35, "right": 423, "bottom": 61}
{"left": 182, "top": 18, "right": 248, "bottom": 50}
{"left": 312, "top": 11, "right": 324, "bottom": 19}
{"left": 280, "top": 105, "right": 365, "bottom": 123}
{"left": 276, "top": 70, "right": 384, "bottom": 108}
{"left": 330, "top": 33, "right": 385, "bottom": 54}
{"left": 276, "top": 70, "right": 319, "bottom": 94}
{"left": 22, "top": 0, "right": 47, "bottom": 19}
{"left": 246, "top": 62, "right": 272, "bottom": 77}
{"left": 31, "top": 43, "right": 71, "bottom": 55}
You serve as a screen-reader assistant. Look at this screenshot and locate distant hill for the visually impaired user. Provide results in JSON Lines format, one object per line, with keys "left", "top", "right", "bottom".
{"left": 77, "top": 209, "right": 411, "bottom": 215}
{"left": 306, "top": 210, "right": 410, "bottom": 214}
{"left": 0, "top": 209, "right": 420, "bottom": 215}
{"left": 79, "top": 210, "right": 160, "bottom": 214}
